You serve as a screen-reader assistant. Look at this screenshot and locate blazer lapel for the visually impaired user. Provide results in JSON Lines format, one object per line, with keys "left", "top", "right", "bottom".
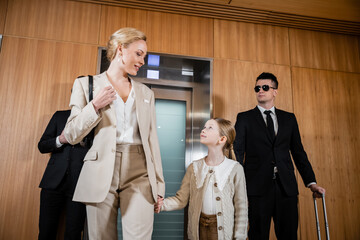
{"left": 274, "top": 108, "right": 281, "bottom": 144}
{"left": 133, "top": 80, "right": 148, "bottom": 139}
{"left": 96, "top": 72, "right": 116, "bottom": 125}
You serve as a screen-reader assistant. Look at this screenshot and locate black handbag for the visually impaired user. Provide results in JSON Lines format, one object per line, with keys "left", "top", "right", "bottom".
{"left": 81, "top": 75, "right": 95, "bottom": 149}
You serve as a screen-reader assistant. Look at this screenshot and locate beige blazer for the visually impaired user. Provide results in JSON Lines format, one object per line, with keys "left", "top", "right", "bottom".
{"left": 64, "top": 72, "right": 165, "bottom": 203}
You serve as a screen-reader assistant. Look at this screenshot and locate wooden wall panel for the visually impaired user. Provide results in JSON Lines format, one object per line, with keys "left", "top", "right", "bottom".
{"left": 99, "top": 7, "right": 149, "bottom": 46}
{"left": 204, "top": 0, "right": 360, "bottom": 22}
{"left": 99, "top": 7, "right": 213, "bottom": 57}
{"left": 214, "top": 20, "right": 290, "bottom": 65}
{"left": 4, "top": 0, "right": 101, "bottom": 44}
{"left": 212, "top": 59, "right": 292, "bottom": 123}
{"left": 0, "top": 0, "right": 8, "bottom": 34}
{"left": 292, "top": 67, "right": 360, "bottom": 239}
{"left": 99, "top": 6, "right": 128, "bottom": 46}
{"left": 0, "top": 36, "right": 97, "bottom": 239}
{"left": 146, "top": 11, "right": 213, "bottom": 57}
{"left": 290, "top": 29, "right": 360, "bottom": 73}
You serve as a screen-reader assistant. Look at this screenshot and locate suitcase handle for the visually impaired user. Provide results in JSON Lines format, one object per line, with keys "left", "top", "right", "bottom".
{"left": 313, "top": 194, "right": 330, "bottom": 240}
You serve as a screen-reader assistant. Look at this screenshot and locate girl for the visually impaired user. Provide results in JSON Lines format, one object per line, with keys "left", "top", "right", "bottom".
{"left": 156, "top": 118, "right": 248, "bottom": 240}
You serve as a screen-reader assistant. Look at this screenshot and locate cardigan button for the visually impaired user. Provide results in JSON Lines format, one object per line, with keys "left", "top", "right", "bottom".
{"left": 217, "top": 212, "right": 222, "bottom": 216}
{"left": 218, "top": 226, "right": 223, "bottom": 230}
{"left": 216, "top": 197, "right": 221, "bottom": 201}
{"left": 214, "top": 182, "right": 218, "bottom": 187}
{"left": 209, "top": 169, "right": 213, "bottom": 173}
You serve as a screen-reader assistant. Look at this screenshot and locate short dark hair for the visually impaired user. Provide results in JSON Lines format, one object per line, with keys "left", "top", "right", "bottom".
{"left": 256, "top": 72, "right": 278, "bottom": 89}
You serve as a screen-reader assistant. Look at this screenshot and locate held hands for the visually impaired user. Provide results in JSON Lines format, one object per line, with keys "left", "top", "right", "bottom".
{"left": 154, "top": 195, "right": 164, "bottom": 213}
{"left": 92, "top": 86, "right": 117, "bottom": 112}
{"left": 310, "top": 184, "right": 326, "bottom": 198}
{"left": 59, "top": 130, "right": 68, "bottom": 144}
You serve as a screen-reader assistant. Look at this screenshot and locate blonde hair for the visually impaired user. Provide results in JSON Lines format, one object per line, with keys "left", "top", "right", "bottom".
{"left": 106, "top": 27, "right": 147, "bottom": 61}
{"left": 213, "top": 118, "right": 236, "bottom": 161}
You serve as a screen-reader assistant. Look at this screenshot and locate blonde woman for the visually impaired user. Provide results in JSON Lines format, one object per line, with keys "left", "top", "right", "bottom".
{"left": 155, "top": 118, "right": 248, "bottom": 240}
{"left": 63, "top": 28, "right": 164, "bottom": 240}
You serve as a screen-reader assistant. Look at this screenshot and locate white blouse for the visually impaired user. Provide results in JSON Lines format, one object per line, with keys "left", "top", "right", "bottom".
{"left": 113, "top": 80, "right": 142, "bottom": 145}
{"left": 199, "top": 157, "right": 238, "bottom": 215}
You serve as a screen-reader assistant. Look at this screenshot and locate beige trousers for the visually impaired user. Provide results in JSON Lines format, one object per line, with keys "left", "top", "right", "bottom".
{"left": 86, "top": 144, "right": 155, "bottom": 240}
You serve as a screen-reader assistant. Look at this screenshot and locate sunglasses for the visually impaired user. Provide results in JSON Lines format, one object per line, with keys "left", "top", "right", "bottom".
{"left": 254, "top": 85, "right": 277, "bottom": 93}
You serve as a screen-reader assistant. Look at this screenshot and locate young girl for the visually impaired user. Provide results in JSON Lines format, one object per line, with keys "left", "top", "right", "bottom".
{"left": 155, "top": 118, "right": 248, "bottom": 240}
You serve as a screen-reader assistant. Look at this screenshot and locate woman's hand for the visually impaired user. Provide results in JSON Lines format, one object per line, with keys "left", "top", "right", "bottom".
{"left": 92, "top": 86, "right": 117, "bottom": 112}
{"left": 154, "top": 196, "right": 164, "bottom": 213}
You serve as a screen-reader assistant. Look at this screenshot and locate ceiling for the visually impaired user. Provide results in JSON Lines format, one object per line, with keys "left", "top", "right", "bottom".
{"left": 73, "top": 0, "right": 360, "bottom": 35}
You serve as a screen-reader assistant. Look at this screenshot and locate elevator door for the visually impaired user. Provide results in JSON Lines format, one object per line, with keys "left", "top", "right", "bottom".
{"left": 152, "top": 87, "right": 192, "bottom": 240}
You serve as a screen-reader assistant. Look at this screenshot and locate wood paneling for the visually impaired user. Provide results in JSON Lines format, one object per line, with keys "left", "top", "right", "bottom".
{"left": 99, "top": 5, "right": 128, "bottom": 46}
{"left": 99, "top": 7, "right": 149, "bottom": 46}
{"left": 99, "top": 6, "right": 214, "bottom": 57}
{"left": 0, "top": 36, "right": 97, "bottom": 239}
{"left": 290, "top": 29, "right": 360, "bottom": 73}
{"left": 204, "top": 0, "right": 360, "bottom": 22}
{"left": 75, "top": 0, "right": 360, "bottom": 35}
{"left": 146, "top": 11, "right": 213, "bottom": 57}
{"left": 0, "top": 0, "right": 8, "bottom": 34}
{"left": 4, "top": 0, "right": 101, "bottom": 44}
{"left": 212, "top": 59, "right": 292, "bottom": 123}
{"left": 292, "top": 67, "right": 360, "bottom": 239}
{"left": 214, "top": 20, "right": 290, "bottom": 65}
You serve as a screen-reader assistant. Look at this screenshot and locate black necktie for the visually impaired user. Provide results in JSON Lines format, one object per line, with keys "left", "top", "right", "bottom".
{"left": 264, "top": 110, "right": 275, "bottom": 141}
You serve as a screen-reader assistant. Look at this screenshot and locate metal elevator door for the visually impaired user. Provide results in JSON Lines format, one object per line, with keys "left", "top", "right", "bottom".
{"left": 152, "top": 87, "right": 192, "bottom": 240}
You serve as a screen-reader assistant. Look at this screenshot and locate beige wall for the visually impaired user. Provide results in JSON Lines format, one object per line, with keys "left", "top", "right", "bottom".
{"left": 0, "top": 0, "right": 359, "bottom": 239}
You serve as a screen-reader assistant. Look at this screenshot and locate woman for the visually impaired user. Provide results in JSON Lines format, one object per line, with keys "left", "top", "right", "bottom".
{"left": 63, "top": 28, "right": 165, "bottom": 240}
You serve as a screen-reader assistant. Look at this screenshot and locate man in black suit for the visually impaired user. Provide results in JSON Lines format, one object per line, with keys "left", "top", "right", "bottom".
{"left": 234, "top": 72, "right": 325, "bottom": 240}
{"left": 38, "top": 110, "right": 87, "bottom": 240}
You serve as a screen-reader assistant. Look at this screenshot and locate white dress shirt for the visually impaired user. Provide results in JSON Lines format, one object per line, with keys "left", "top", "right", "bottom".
{"left": 113, "top": 80, "right": 141, "bottom": 145}
{"left": 257, "top": 105, "right": 278, "bottom": 135}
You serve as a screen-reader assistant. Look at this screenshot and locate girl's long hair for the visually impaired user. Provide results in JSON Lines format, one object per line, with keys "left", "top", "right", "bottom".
{"left": 213, "top": 118, "right": 236, "bottom": 161}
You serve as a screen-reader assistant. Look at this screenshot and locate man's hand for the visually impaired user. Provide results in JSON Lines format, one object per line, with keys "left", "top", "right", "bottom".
{"left": 310, "top": 184, "right": 326, "bottom": 198}
{"left": 59, "top": 130, "right": 68, "bottom": 144}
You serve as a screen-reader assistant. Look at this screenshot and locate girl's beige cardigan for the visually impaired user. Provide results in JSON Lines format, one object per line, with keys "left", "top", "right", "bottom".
{"left": 162, "top": 158, "right": 248, "bottom": 240}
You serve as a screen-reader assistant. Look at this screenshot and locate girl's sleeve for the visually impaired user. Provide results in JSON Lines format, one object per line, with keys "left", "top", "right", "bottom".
{"left": 233, "top": 164, "right": 248, "bottom": 240}
{"left": 162, "top": 164, "right": 193, "bottom": 211}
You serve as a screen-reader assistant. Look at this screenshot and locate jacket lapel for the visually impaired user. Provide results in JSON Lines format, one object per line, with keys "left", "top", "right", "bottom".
{"left": 274, "top": 108, "right": 281, "bottom": 144}
{"left": 95, "top": 72, "right": 116, "bottom": 126}
{"left": 133, "top": 80, "right": 148, "bottom": 139}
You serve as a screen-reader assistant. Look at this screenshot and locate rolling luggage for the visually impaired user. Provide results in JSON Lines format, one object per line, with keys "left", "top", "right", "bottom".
{"left": 313, "top": 194, "right": 330, "bottom": 240}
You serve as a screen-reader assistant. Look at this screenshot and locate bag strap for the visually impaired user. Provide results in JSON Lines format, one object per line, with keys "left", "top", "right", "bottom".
{"left": 87, "top": 75, "right": 94, "bottom": 148}
{"left": 88, "top": 75, "right": 93, "bottom": 102}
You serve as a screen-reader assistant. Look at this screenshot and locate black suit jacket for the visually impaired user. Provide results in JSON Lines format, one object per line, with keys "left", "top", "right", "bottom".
{"left": 38, "top": 110, "right": 88, "bottom": 194}
{"left": 234, "top": 107, "right": 316, "bottom": 197}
